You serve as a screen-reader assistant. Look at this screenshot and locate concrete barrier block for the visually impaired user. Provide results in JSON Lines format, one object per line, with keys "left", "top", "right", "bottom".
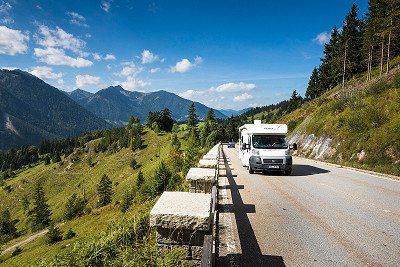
{"left": 186, "top": 167, "right": 216, "bottom": 181}
{"left": 198, "top": 159, "right": 217, "bottom": 168}
{"left": 150, "top": 191, "right": 211, "bottom": 231}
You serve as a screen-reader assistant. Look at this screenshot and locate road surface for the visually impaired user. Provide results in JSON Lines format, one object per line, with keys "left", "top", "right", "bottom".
{"left": 217, "top": 145, "right": 400, "bottom": 266}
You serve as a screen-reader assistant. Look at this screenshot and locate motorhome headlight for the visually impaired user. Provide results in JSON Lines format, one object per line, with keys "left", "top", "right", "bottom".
{"left": 253, "top": 156, "right": 262, "bottom": 164}
{"left": 251, "top": 149, "right": 259, "bottom": 155}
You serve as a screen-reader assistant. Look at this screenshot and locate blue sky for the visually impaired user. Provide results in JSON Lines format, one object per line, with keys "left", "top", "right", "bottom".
{"left": 0, "top": 0, "right": 367, "bottom": 110}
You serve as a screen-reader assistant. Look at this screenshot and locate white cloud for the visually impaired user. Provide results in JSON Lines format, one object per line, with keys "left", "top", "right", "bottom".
{"left": 0, "top": 1, "right": 13, "bottom": 24}
{"left": 93, "top": 53, "right": 101, "bottom": 60}
{"left": 209, "top": 82, "right": 256, "bottom": 92}
{"left": 76, "top": 74, "right": 100, "bottom": 88}
{"left": 149, "top": 67, "right": 160, "bottom": 73}
{"left": 313, "top": 31, "right": 330, "bottom": 45}
{"left": 34, "top": 47, "right": 93, "bottom": 68}
{"left": 30, "top": 66, "right": 63, "bottom": 80}
{"left": 170, "top": 56, "right": 203, "bottom": 73}
{"left": 36, "top": 25, "right": 86, "bottom": 54}
{"left": 104, "top": 53, "right": 116, "bottom": 60}
{"left": 66, "top": 11, "right": 88, "bottom": 27}
{"left": 0, "top": 26, "right": 29, "bottom": 55}
{"left": 115, "top": 76, "right": 150, "bottom": 91}
{"left": 115, "top": 62, "right": 142, "bottom": 77}
{"left": 141, "top": 49, "right": 159, "bottom": 64}
{"left": 101, "top": 0, "right": 112, "bottom": 12}
{"left": 233, "top": 93, "right": 253, "bottom": 102}
{"left": 34, "top": 26, "right": 93, "bottom": 68}
{"left": 1, "top": 66, "right": 18, "bottom": 70}
{"left": 178, "top": 81, "right": 257, "bottom": 109}
{"left": 177, "top": 89, "right": 205, "bottom": 99}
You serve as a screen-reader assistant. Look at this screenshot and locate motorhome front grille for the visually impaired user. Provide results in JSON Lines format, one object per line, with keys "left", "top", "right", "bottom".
{"left": 263, "top": 159, "right": 284, "bottom": 164}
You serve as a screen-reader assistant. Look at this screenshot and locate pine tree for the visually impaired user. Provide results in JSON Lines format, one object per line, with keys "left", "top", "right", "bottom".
{"left": 168, "top": 133, "right": 183, "bottom": 173}
{"left": 305, "top": 68, "right": 320, "bottom": 99}
{"left": 97, "top": 174, "right": 113, "bottom": 207}
{"left": 154, "top": 161, "right": 172, "bottom": 195}
{"left": 206, "top": 108, "right": 216, "bottom": 122}
{"left": 0, "top": 209, "right": 17, "bottom": 239}
{"left": 187, "top": 102, "right": 198, "bottom": 130}
{"left": 159, "top": 108, "right": 174, "bottom": 132}
{"left": 136, "top": 169, "right": 145, "bottom": 190}
{"left": 30, "top": 181, "right": 52, "bottom": 231}
{"left": 120, "top": 189, "right": 134, "bottom": 213}
{"left": 319, "top": 26, "right": 342, "bottom": 90}
{"left": 46, "top": 222, "right": 62, "bottom": 243}
{"left": 64, "top": 193, "right": 86, "bottom": 220}
{"left": 340, "top": 3, "right": 363, "bottom": 83}
{"left": 132, "top": 134, "right": 142, "bottom": 151}
{"left": 287, "top": 90, "right": 303, "bottom": 113}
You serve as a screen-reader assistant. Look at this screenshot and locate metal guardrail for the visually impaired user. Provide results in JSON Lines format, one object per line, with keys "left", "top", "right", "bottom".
{"left": 200, "top": 143, "right": 221, "bottom": 267}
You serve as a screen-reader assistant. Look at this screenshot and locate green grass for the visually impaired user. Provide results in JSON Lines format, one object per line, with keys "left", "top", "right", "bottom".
{"left": 0, "top": 128, "right": 190, "bottom": 266}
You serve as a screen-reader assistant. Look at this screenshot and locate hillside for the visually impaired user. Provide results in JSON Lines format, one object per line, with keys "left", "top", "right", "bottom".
{"left": 67, "top": 86, "right": 227, "bottom": 125}
{"left": 252, "top": 67, "right": 400, "bottom": 176}
{"left": 0, "top": 128, "right": 194, "bottom": 266}
{"left": 0, "top": 70, "right": 110, "bottom": 150}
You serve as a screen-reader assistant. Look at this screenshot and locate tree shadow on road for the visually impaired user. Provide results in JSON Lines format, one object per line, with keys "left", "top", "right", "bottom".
{"left": 292, "top": 164, "right": 330, "bottom": 176}
{"left": 217, "top": 150, "right": 286, "bottom": 267}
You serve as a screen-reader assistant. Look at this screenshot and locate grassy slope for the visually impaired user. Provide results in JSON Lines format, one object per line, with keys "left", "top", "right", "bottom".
{"left": 252, "top": 64, "right": 400, "bottom": 176}
{"left": 0, "top": 129, "right": 187, "bottom": 266}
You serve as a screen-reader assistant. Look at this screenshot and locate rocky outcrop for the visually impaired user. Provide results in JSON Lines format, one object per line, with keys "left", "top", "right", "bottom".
{"left": 289, "top": 132, "right": 336, "bottom": 160}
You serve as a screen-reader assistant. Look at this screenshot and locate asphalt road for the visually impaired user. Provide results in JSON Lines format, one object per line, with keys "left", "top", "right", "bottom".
{"left": 217, "top": 145, "right": 400, "bottom": 267}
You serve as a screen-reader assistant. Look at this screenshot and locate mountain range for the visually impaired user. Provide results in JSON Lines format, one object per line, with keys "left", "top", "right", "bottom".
{"left": 1, "top": 69, "right": 253, "bottom": 150}
{"left": 219, "top": 108, "right": 253, "bottom": 117}
{"left": 65, "top": 86, "right": 227, "bottom": 125}
{"left": 0, "top": 70, "right": 110, "bottom": 150}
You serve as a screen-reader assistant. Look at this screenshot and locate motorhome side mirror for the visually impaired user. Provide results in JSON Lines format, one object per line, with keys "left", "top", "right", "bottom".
{"left": 242, "top": 143, "right": 247, "bottom": 150}
{"left": 290, "top": 143, "right": 298, "bottom": 151}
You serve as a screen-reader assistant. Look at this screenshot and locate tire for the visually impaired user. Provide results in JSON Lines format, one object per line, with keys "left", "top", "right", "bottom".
{"left": 248, "top": 164, "right": 254, "bottom": 174}
{"left": 283, "top": 169, "right": 292, "bottom": 176}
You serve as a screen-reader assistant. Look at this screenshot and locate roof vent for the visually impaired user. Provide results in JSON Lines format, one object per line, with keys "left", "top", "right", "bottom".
{"left": 254, "top": 120, "right": 262, "bottom": 125}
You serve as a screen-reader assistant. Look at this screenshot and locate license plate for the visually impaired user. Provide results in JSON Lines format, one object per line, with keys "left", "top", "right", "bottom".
{"left": 267, "top": 165, "right": 279, "bottom": 169}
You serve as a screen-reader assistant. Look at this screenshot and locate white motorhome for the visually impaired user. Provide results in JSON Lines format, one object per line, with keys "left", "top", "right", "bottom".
{"left": 238, "top": 120, "right": 297, "bottom": 175}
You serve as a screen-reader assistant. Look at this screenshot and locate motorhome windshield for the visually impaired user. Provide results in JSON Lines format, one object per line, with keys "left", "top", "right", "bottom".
{"left": 252, "top": 135, "right": 288, "bottom": 149}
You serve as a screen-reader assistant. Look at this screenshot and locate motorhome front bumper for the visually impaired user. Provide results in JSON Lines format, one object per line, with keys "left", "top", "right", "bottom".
{"left": 249, "top": 156, "right": 292, "bottom": 171}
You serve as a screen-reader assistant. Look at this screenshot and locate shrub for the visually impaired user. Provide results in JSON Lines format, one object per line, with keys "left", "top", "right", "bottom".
{"left": 97, "top": 174, "right": 113, "bottom": 207}
{"left": 11, "top": 246, "right": 22, "bottom": 257}
{"left": 135, "top": 170, "right": 144, "bottom": 190}
{"left": 130, "top": 158, "right": 138, "bottom": 170}
{"left": 64, "top": 228, "right": 76, "bottom": 239}
{"left": 120, "top": 190, "right": 134, "bottom": 213}
{"left": 153, "top": 161, "right": 172, "bottom": 195}
{"left": 47, "top": 222, "right": 62, "bottom": 243}
{"left": 64, "top": 193, "right": 86, "bottom": 220}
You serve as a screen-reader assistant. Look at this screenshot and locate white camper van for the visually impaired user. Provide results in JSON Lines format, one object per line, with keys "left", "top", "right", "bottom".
{"left": 239, "top": 120, "right": 297, "bottom": 175}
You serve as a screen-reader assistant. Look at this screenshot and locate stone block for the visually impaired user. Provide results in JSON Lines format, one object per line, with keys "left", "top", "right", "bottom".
{"left": 186, "top": 167, "right": 216, "bottom": 181}
{"left": 198, "top": 159, "right": 217, "bottom": 168}
{"left": 150, "top": 192, "right": 211, "bottom": 231}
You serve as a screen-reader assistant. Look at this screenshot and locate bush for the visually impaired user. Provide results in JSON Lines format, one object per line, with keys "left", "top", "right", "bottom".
{"left": 135, "top": 170, "right": 144, "bottom": 190}
{"left": 64, "top": 193, "right": 86, "bottom": 220}
{"left": 153, "top": 161, "right": 172, "bottom": 195}
{"left": 47, "top": 222, "right": 62, "bottom": 243}
{"left": 130, "top": 158, "right": 138, "bottom": 170}
{"left": 11, "top": 246, "right": 22, "bottom": 257}
{"left": 64, "top": 228, "right": 76, "bottom": 239}
{"left": 97, "top": 174, "right": 113, "bottom": 207}
{"left": 120, "top": 190, "right": 134, "bottom": 213}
